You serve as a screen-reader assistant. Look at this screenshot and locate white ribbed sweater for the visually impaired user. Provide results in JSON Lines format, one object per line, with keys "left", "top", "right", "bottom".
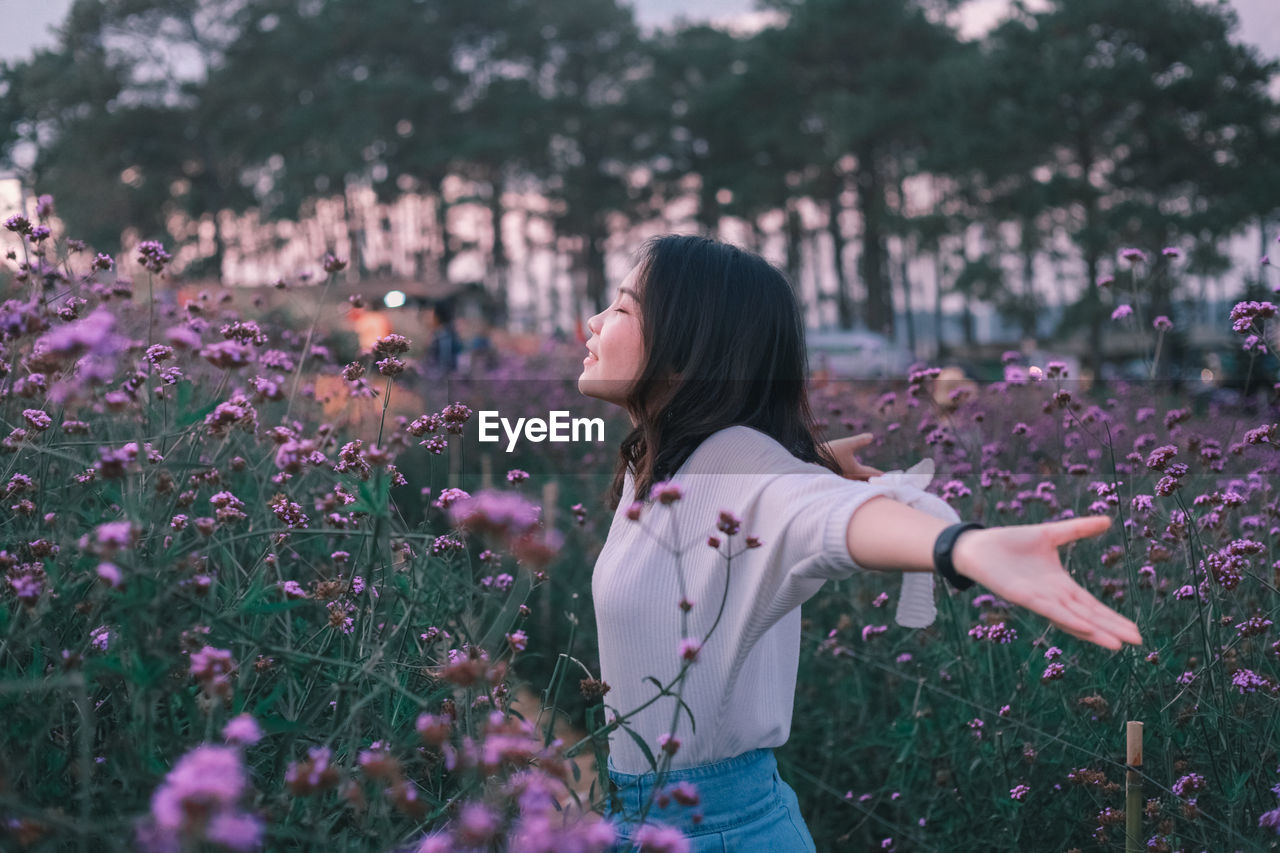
{"left": 591, "top": 424, "right": 960, "bottom": 774}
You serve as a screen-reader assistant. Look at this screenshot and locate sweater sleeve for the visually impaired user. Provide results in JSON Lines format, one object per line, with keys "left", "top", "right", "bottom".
{"left": 699, "top": 429, "right": 960, "bottom": 631}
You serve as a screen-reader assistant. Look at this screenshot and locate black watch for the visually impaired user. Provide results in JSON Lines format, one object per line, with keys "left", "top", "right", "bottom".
{"left": 933, "top": 522, "right": 984, "bottom": 591}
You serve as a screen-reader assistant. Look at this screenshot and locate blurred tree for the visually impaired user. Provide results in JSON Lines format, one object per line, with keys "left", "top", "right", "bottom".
{"left": 530, "top": 0, "right": 664, "bottom": 314}
{"left": 967, "top": 0, "right": 1280, "bottom": 377}
{"left": 211, "top": 0, "right": 465, "bottom": 281}
{"left": 646, "top": 22, "right": 818, "bottom": 308}
{"left": 0, "top": 0, "right": 258, "bottom": 261}
{"left": 758, "top": 0, "right": 961, "bottom": 336}
{"left": 646, "top": 23, "right": 751, "bottom": 237}
{"left": 442, "top": 0, "right": 549, "bottom": 326}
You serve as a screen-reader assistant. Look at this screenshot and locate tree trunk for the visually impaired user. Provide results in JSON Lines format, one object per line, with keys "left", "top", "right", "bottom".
{"left": 342, "top": 188, "right": 364, "bottom": 280}
{"left": 434, "top": 180, "right": 455, "bottom": 287}
{"left": 584, "top": 219, "right": 608, "bottom": 314}
{"left": 962, "top": 288, "right": 975, "bottom": 348}
{"left": 487, "top": 177, "right": 510, "bottom": 327}
{"left": 827, "top": 190, "right": 853, "bottom": 330}
{"left": 1078, "top": 144, "right": 1104, "bottom": 383}
{"left": 899, "top": 235, "right": 916, "bottom": 359}
{"left": 697, "top": 174, "right": 721, "bottom": 236}
{"left": 1021, "top": 243, "right": 1038, "bottom": 340}
{"left": 933, "top": 239, "right": 947, "bottom": 360}
{"left": 784, "top": 201, "right": 804, "bottom": 294}
{"left": 855, "top": 152, "right": 893, "bottom": 337}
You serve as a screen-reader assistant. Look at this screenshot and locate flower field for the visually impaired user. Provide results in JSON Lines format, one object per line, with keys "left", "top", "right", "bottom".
{"left": 2, "top": 206, "right": 1280, "bottom": 852}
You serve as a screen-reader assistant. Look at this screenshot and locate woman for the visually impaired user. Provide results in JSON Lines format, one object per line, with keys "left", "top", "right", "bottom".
{"left": 578, "top": 235, "right": 1141, "bottom": 851}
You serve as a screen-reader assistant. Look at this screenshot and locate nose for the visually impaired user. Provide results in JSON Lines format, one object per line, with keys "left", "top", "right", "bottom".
{"left": 587, "top": 311, "right": 603, "bottom": 336}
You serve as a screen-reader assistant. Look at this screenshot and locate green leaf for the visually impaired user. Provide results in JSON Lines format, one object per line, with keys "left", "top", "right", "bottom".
{"left": 239, "top": 600, "right": 310, "bottom": 615}
{"left": 619, "top": 722, "right": 659, "bottom": 773}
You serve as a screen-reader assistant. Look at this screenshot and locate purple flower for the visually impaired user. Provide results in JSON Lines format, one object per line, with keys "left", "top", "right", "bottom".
{"left": 136, "top": 240, "right": 172, "bottom": 273}
{"left": 1172, "top": 772, "right": 1205, "bottom": 798}
{"left": 679, "top": 638, "right": 701, "bottom": 661}
{"left": 668, "top": 780, "right": 700, "bottom": 806}
{"left": 1161, "top": 247, "right": 1182, "bottom": 259}
{"left": 5, "top": 214, "right": 32, "bottom": 234}
{"left": 165, "top": 325, "right": 203, "bottom": 349}
{"left": 1230, "top": 300, "right": 1276, "bottom": 333}
{"left": 97, "top": 562, "right": 123, "bottom": 588}
{"left": 716, "top": 509, "right": 741, "bottom": 534}
{"left": 968, "top": 622, "right": 1017, "bottom": 643}
{"left": 1236, "top": 615, "right": 1273, "bottom": 638}
{"left": 448, "top": 491, "right": 541, "bottom": 539}
{"left": 1230, "top": 668, "right": 1273, "bottom": 694}
{"left": 862, "top": 624, "right": 888, "bottom": 641}
{"left": 35, "top": 309, "right": 118, "bottom": 358}
{"left": 651, "top": 480, "right": 684, "bottom": 505}
{"left": 149, "top": 745, "right": 248, "bottom": 834}
{"left": 203, "top": 812, "right": 263, "bottom": 851}
{"left": 456, "top": 802, "right": 499, "bottom": 846}
{"left": 1010, "top": 784, "right": 1030, "bottom": 801}
{"left": 632, "top": 823, "right": 690, "bottom": 853}
{"left": 200, "top": 340, "right": 255, "bottom": 369}
{"left": 1111, "top": 304, "right": 1134, "bottom": 321}
{"left": 433, "top": 487, "right": 471, "bottom": 510}
{"left": 95, "top": 520, "right": 137, "bottom": 552}
{"left": 222, "top": 713, "right": 263, "bottom": 746}
{"left": 1152, "top": 315, "right": 1173, "bottom": 331}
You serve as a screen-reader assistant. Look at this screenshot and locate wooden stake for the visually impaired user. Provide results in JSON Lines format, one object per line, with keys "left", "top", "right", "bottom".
{"left": 1126, "top": 720, "right": 1143, "bottom": 853}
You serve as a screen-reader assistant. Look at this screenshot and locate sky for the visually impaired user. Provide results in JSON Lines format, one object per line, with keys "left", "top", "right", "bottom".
{"left": 2, "top": 0, "right": 1278, "bottom": 62}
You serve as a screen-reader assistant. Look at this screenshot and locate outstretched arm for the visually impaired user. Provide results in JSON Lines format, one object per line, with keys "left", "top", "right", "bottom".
{"left": 845, "top": 495, "right": 1142, "bottom": 651}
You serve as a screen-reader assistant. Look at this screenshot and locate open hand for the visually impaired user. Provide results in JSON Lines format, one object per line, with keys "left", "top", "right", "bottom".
{"left": 951, "top": 515, "right": 1143, "bottom": 651}
{"left": 827, "top": 433, "right": 885, "bottom": 481}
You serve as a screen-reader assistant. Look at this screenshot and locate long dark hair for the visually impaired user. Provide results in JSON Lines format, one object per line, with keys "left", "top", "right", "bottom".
{"left": 607, "top": 234, "right": 840, "bottom": 509}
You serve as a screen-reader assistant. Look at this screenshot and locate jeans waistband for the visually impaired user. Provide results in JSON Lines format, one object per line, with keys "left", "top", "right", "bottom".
{"left": 607, "top": 748, "right": 779, "bottom": 836}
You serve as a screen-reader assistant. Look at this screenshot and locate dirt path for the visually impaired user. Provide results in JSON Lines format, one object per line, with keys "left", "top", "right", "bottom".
{"left": 510, "top": 687, "right": 604, "bottom": 815}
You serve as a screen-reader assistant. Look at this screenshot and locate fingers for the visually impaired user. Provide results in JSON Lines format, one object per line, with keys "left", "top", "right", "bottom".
{"left": 1053, "top": 596, "right": 1125, "bottom": 650}
{"left": 1043, "top": 515, "right": 1112, "bottom": 548}
{"left": 849, "top": 433, "right": 874, "bottom": 449}
{"left": 1066, "top": 586, "right": 1143, "bottom": 646}
{"left": 1041, "top": 581, "right": 1143, "bottom": 650}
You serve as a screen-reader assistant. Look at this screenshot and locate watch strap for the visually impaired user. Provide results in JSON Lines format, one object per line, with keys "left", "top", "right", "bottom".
{"left": 933, "top": 521, "right": 984, "bottom": 591}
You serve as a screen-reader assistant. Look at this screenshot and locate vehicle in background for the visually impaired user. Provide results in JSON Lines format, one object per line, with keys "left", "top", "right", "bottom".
{"left": 806, "top": 330, "right": 916, "bottom": 379}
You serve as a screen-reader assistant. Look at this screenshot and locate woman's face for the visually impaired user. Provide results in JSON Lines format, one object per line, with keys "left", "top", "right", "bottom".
{"left": 578, "top": 265, "right": 645, "bottom": 408}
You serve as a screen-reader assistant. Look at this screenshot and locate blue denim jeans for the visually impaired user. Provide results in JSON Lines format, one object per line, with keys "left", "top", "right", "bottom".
{"left": 604, "top": 748, "right": 818, "bottom": 852}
